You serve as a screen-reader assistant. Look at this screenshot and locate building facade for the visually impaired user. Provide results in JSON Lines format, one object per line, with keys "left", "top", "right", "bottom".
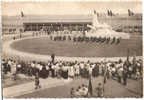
{"left": 2, "top": 14, "right": 142, "bottom": 34}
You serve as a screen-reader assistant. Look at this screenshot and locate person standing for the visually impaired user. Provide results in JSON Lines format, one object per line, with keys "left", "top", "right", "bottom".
{"left": 117, "top": 66, "right": 123, "bottom": 83}
{"left": 123, "top": 64, "right": 128, "bottom": 86}
{"left": 51, "top": 54, "right": 55, "bottom": 64}
{"left": 75, "top": 64, "right": 80, "bottom": 78}
{"left": 35, "top": 72, "right": 41, "bottom": 89}
{"left": 88, "top": 64, "right": 93, "bottom": 79}
{"left": 68, "top": 66, "right": 75, "bottom": 79}
{"left": 55, "top": 63, "right": 60, "bottom": 78}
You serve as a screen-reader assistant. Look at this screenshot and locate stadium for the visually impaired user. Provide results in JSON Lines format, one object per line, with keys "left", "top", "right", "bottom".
{"left": 2, "top": 1, "right": 143, "bottom": 98}
{"left": 2, "top": 13, "right": 142, "bottom": 60}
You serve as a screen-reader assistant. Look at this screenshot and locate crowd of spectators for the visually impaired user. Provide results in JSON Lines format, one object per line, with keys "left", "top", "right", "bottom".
{"left": 2, "top": 56, "right": 142, "bottom": 97}
{"left": 2, "top": 57, "right": 142, "bottom": 81}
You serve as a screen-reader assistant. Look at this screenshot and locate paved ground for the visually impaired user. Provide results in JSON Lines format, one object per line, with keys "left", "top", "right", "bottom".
{"left": 13, "top": 76, "right": 142, "bottom": 98}
{"left": 3, "top": 78, "right": 72, "bottom": 98}
{"left": 2, "top": 76, "right": 33, "bottom": 88}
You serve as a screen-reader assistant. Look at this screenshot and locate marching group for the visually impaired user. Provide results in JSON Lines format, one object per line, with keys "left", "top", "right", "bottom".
{"left": 49, "top": 35, "right": 120, "bottom": 44}
{"left": 32, "top": 30, "right": 121, "bottom": 44}
{"left": 11, "top": 30, "right": 121, "bottom": 45}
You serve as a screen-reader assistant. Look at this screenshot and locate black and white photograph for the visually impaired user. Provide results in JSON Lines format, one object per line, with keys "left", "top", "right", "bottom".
{"left": 1, "top": 0, "right": 143, "bottom": 98}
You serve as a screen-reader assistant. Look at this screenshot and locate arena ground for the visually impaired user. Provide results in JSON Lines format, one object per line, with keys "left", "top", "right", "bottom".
{"left": 10, "top": 34, "right": 142, "bottom": 57}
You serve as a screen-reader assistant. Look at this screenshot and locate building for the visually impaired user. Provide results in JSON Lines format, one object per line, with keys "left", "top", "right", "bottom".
{"left": 2, "top": 15, "right": 93, "bottom": 34}
{"left": 23, "top": 15, "right": 92, "bottom": 32}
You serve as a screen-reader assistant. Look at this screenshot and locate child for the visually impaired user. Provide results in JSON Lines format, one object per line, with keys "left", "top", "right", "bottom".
{"left": 70, "top": 88, "right": 75, "bottom": 98}
{"left": 96, "top": 83, "right": 104, "bottom": 97}
{"left": 135, "top": 68, "right": 140, "bottom": 80}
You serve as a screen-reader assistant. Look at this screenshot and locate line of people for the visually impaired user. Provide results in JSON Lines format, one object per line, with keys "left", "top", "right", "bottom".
{"left": 50, "top": 35, "right": 120, "bottom": 44}
{"left": 32, "top": 30, "right": 121, "bottom": 44}
{"left": 9, "top": 30, "right": 121, "bottom": 45}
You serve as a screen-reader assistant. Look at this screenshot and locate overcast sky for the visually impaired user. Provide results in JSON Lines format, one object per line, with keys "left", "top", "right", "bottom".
{"left": 2, "top": 1, "right": 142, "bottom": 16}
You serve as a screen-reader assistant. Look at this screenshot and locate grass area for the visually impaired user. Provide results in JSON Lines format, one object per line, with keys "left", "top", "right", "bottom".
{"left": 10, "top": 35, "right": 142, "bottom": 57}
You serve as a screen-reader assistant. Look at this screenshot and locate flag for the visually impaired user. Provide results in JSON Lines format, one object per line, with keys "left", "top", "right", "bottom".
{"left": 88, "top": 77, "right": 93, "bottom": 96}
{"left": 103, "top": 64, "right": 107, "bottom": 84}
{"left": 107, "top": 10, "right": 110, "bottom": 16}
{"left": 94, "top": 10, "right": 96, "bottom": 14}
{"left": 128, "top": 9, "right": 134, "bottom": 16}
{"left": 110, "top": 10, "right": 112, "bottom": 16}
{"left": 21, "top": 11, "right": 24, "bottom": 17}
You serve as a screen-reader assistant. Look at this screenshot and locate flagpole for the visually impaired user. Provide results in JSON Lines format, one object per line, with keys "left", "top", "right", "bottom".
{"left": 88, "top": 75, "right": 93, "bottom": 97}
{"left": 103, "top": 59, "right": 107, "bottom": 95}
{"left": 127, "top": 48, "right": 130, "bottom": 61}
{"left": 20, "top": 11, "right": 24, "bottom": 38}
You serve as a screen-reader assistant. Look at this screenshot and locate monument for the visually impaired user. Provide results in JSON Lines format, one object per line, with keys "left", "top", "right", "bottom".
{"left": 86, "top": 10, "right": 130, "bottom": 39}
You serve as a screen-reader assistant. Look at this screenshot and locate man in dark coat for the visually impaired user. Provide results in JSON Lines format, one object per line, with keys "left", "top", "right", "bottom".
{"left": 123, "top": 65, "right": 128, "bottom": 86}
{"left": 51, "top": 54, "right": 55, "bottom": 64}
{"left": 35, "top": 72, "right": 41, "bottom": 89}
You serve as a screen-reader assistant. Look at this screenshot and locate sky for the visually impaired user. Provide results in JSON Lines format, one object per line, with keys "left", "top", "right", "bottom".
{"left": 2, "top": 1, "right": 142, "bottom": 16}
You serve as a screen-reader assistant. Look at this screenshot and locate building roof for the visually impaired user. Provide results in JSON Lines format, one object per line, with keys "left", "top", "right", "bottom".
{"left": 23, "top": 15, "right": 92, "bottom": 23}
{"left": 2, "top": 15, "right": 93, "bottom": 25}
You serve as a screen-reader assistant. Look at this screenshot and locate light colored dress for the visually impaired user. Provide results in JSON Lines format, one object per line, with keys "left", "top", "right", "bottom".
{"left": 68, "top": 66, "right": 74, "bottom": 77}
